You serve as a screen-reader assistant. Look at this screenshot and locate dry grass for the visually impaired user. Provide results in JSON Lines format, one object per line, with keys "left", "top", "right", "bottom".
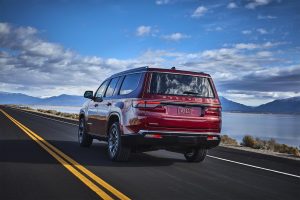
{"left": 33, "top": 108, "right": 79, "bottom": 119}
{"left": 221, "top": 135, "right": 238, "bottom": 146}
{"left": 241, "top": 135, "right": 300, "bottom": 157}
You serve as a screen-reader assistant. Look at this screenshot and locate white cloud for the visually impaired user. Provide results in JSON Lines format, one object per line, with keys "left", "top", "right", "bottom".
{"left": 162, "top": 32, "right": 190, "bottom": 41}
{"left": 256, "top": 51, "right": 273, "bottom": 57}
{"left": 155, "top": 0, "right": 170, "bottom": 5}
{"left": 242, "top": 30, "right": 252, "bottom": 35}
{"left": 257, "top": 15, "right": 277, "bottom": 19}
{"left": 0, "top": 23, "right": 10, "bottom": 34}
{"left": 257, "top": 28, "right": 268, "bottom": 34}
{"left": 246, "top": 0, "right": 273, "bottom": 9}
{"left": 191, "top": 6, "right": 208, "bottom": 18}
{"left": 136, "top": 26, "right": 152, "bottom": 36}
{"left": 227, "top": 2, "right": 238, "bottom": 9}
{"left": 1, "top": 22, "right": 299, "bottom": 105}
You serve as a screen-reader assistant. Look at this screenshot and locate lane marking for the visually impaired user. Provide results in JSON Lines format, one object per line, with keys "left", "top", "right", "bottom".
{"left": 7, "top": 107, "right": 78, "bottom": 126}
{"left": 0, "top": 109, "right": 130, "bottom": 200}
{"left": 207, "top": 155, "right": 300, "bottom": 179}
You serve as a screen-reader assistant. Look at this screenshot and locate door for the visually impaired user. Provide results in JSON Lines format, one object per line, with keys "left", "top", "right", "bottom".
{"left": 97, "top": 77, "right": 120, "bottom": 137}
{"left": 87, "top": 80, "right": 108, "bottom": 135}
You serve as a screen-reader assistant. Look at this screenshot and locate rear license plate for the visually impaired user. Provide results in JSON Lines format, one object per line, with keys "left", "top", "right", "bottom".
{"left": 166, "top": 106, "right": 201, "bottom": 116}
{"left": 178, "top": 107, "right": 192, "bottom": 115}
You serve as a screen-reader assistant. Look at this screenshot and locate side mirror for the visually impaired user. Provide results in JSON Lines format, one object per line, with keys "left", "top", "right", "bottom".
{"left": 94, "top": 95, "right": 103, "bottom": 102}
{"left": 84, "top": 91, "right": 93, "bottom": 99}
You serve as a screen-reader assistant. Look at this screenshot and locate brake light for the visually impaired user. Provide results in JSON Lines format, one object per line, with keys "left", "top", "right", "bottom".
{"left": 145, "top": 134, "right": 163, "bottom": 139}
{"left": 132, "top": 100, "right": 166, "bottom": 112}
{"left": 204, "top": 107, "right": 221, "bottom": 116}
{"left": 207, "top": 136, "right": 219, "bottom": 140}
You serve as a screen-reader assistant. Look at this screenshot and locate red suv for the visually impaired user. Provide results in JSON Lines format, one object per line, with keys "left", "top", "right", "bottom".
{"left": 78, "top": 67, "right": 221, "bottom": 162}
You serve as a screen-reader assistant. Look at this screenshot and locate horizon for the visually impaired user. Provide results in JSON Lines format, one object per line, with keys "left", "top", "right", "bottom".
{"left": 1, "top": 0, "right": 300, "bottom": 106}
{"left": 2, "top": 90, "right": 299, "bottom": 107}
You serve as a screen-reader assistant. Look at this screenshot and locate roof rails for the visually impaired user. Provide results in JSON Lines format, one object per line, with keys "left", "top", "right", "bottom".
{"left": 111, "top": 66, "right": 149, "bottom": 77}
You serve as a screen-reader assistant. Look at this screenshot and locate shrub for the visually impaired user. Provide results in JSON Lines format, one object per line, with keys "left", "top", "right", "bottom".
{"left": 221, "top": 135, "right": 238, "bottom": 146}
{"left": 242, "top": 135, "right": 256, "bottom": 148}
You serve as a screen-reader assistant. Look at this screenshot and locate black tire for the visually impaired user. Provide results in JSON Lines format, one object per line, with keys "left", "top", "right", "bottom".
{"left": 78, "top": 117, "right": 93, "bottom": 147}
{"left": 184, "top": 148, "right": 207, "bottom": 162}
{"left": 108, "top": 122, "right": 131, "bottom": 161}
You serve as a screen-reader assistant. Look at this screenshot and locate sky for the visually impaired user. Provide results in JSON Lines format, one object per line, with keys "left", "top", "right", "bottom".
{"left": 0, "top": 0, "right": 300, "bottom": 106}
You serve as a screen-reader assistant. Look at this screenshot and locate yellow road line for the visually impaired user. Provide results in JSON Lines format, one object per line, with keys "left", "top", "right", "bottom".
{"left": 0, "top": 109, "right": 130, "bottom": 200}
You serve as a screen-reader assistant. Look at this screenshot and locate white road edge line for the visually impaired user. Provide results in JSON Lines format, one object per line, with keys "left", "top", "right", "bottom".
{"left": 9, "top": 107, "right": 78, "bottom": 127}
{"left": 207, "top": 155, "right": 300, "bottom": 179}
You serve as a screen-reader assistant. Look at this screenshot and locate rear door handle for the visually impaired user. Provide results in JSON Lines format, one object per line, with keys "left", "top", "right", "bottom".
{"left": 94, "top": 104, "right": 98, "bottom": 107}
{"left": 106, "top": 102, "right": 112, "bottom": 106}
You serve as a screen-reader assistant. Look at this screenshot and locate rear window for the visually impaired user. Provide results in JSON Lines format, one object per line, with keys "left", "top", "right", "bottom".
{"left": 119, "top": 73, "right": 142, "bottom": 95}
{"left": 149, "top": 72, "right": 214, "bottom": 98}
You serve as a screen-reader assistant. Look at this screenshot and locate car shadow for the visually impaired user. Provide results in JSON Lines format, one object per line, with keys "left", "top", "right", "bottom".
{"left": 0, "top": 139, "right": 186, "bottom": 167}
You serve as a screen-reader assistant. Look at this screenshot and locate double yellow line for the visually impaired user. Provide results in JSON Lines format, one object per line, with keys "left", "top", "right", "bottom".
{"left": 0, "top": 109, "right": 130, "bottom": 200}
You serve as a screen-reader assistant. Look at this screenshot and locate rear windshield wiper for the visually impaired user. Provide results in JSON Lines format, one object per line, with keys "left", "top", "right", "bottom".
{"left": 183, "top": 91, "right": 199, "bottom": 95}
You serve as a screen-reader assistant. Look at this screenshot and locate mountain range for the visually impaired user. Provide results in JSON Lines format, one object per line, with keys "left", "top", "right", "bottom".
{"left": 1, "top": 91, "right": 300, "bottom": 114}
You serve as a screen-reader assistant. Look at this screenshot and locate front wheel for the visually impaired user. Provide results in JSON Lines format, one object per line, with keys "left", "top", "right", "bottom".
{"left": 78, "top": 118, "right": 93, "bottom": 147}
{"left": 108, "top": 122, "right": 131, "bottom": 161}
{"left": 184, "top": 148, "right": 207, "bottom": 162}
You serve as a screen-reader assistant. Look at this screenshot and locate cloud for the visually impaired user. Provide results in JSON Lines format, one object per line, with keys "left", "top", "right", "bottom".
{"left": 136, "top": 25, "right": 152, "bottom": 36}
{"left": 155, "top": 0, "right": 170, "bottom": 5}
{"left": 257, "top": 15, "right": 277, "bottom": 19}
{"left": 242, "top": 30, "right": 252, "bottom": 35}
{"left": 246, "top": 0, "right": 273, "bottom": 9}
{"left": 257, "top": 28, "right": 268, "bottom": 34}
{"left": 206, "top": 26, "right": 223, "bottom": 32}
{"left": 1, "top": 22, "right": 299, "bottom": 105}
{"left": 191, "top": 6, "right": 208, "bottom": 18}
{"left": 161, "top": 32, "right": 190, "bottom": 41}
{"left": 227, "top": 2, "right": 238, "bottom": 9}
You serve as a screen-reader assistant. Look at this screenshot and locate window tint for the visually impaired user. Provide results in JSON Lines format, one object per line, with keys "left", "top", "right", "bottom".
{"left": 150, "top": 73, "right": 214, "bottom": 98}
{"left": 105, "top": 77, "right": 120, "bottom": 97}
{"left": 95, "top": 80, "right": 108, "bottom": 98}
{"left": 119, "top": 73, "right": 142, "bottom": 95}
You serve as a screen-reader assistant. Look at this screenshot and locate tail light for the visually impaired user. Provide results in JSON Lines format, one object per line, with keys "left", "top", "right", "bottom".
{"left": 132, "top": 100, "right": 166, "bottom": 113}
{"left": 204, "top": 107, "right": 221, "bottom": 116}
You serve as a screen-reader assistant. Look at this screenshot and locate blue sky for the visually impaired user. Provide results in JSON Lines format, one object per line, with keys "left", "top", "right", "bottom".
{"left": 0, "top": 0, "right": 300, "bottom": 105}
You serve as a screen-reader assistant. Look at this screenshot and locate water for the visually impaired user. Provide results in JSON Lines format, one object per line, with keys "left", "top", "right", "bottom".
{"left": 28, "top": 105, "right": 81, "bottom": 114}
{"left": 26, "top": 105, "right": 300, "bottom": 147}
{"left": 222, "top": 112, "right": 300, "bottom": 147}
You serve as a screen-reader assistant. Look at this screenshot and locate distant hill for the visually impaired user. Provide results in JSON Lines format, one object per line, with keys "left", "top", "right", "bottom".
{"left": 254, "top": 97, "right": 300, "bottom": 114}
{"left": 219, "top": 96, "right": 253, "bottom": 112}
{"left": 0, "top": 92, "right": 41, "bottom": 105}
{"left": 0, "top": 92, "right": 85, "bottom": 106}
{"left": 38, "top": 94, "right": 86, "bottom": 106}
{"left": 1, "top": 91, "right": 300, "bottom": 114}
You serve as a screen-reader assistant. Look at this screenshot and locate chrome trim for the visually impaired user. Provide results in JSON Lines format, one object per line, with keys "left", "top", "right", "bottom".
{"left": 138, "top": 130, "right": 219, "bottom": 135}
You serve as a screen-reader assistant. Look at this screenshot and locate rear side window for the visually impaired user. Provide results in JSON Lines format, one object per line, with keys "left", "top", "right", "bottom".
{"left": 119, "top": 73, "right": 142, "bottom": 95}
{"left": 150, "top": 73, "right": 214, "bottom": 98}
{"left": 105, "top": 77, "right": 120, "bottom": 97}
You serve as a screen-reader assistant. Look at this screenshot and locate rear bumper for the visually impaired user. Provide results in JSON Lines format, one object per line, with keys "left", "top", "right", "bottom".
{"left": 122, "top": 130, "right": 221, "bottom": 149}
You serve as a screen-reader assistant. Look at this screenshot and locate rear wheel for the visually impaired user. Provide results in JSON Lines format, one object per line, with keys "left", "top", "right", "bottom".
{"left": 78, "top": 117, "right": 93, "bottom": 147}
{"left": 108, "top": 122, "right": 131, "bottom": 161}
{"left": 184, "top": 148, "right": 207, "bottom": 162}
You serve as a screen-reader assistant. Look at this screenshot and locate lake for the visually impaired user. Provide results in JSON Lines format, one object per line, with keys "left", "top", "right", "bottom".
{"left": 26, "top": 105, "right": 300, "bottom": 147}
{"left": 222, "top": 112, "right": 300, "bottom": 147}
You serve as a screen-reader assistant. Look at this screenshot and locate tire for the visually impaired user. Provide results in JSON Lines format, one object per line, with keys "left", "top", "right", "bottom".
{"left": 108, "top": 122, "right": 131, "bottom": 161}
{"left": 78, "top": 117, "right": 93, "bottom": 147}
{"left": 184, "top": 148, "right": 207, "bottom": 162}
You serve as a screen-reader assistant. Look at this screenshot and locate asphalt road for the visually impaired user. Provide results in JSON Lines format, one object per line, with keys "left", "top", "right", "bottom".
{"left": 0, "top": 106, "right": 299, "bottom": 200}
